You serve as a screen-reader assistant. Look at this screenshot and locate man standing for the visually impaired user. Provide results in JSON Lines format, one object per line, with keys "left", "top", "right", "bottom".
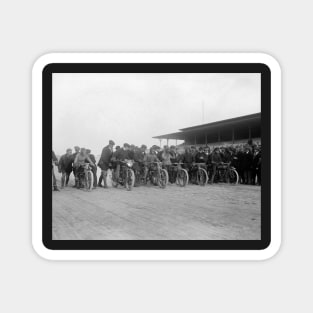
{"left": 252, "top": 147, "right": 261, "bottom": 185}
{"left": 210, "top": 147, "right": 222, "bottom": 184}
{"left": 58, "top": 148, "right": 73, "bottom": 188}
{"left": 86, "top": 149, "right": 97, "bottom": 189}
{"left": 242, "top": 145, "right": 254, "bottom": 184}
{"left": 98, "top": 140, "right": 115, "bottom": 188}
{"left": 71, "top": 146, "right": 80, "bottom": 187}
{"left": 52, "top": 150, "right": 59, "bottom": 191}
{"left": 181, "top": 147, "right": 194, "bottom": 179}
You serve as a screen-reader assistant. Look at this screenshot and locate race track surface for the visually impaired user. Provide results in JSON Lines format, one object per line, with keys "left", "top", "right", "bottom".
{"left": 52, "top": 177, "right": 261, "bottom": 240}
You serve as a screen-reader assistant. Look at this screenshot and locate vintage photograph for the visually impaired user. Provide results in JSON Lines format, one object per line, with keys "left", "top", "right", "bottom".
{"left": 52, "top": 72, "right": 261, "bottom": 240}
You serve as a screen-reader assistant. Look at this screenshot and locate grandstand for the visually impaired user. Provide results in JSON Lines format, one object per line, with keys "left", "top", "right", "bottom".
{"left": 153, "top": 112, "right": 261, "bottom": 148}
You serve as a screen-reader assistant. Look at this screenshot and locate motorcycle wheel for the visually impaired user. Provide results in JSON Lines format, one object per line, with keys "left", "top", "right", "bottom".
{"left": 197, "top": 168, "right": 208, "bottom": 186}
{"left": 158, "top": 169, "right": 169, "bottom": 188}
{"left": 177, "top": 169, "right": 189, "bottom": 187}
{"left": 229, "top": 168, "right": 239, "bottom": 184}
{"left": 85, "top": 171, "right": 93, "bottom": 191}
{"left": 125, "top": 168, "right": 135, "bottom": 191}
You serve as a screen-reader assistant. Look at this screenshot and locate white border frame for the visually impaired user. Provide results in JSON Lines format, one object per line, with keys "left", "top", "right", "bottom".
{"left": 32, "top": 53, "right": 281, "bottom": 261}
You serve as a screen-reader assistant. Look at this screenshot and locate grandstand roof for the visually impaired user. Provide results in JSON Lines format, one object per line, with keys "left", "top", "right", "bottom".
{"left": 153, "top": 113, "right": 261, "bottom": 140}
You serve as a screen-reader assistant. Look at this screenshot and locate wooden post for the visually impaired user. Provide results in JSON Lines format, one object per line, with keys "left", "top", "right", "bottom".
{"left": 205, "top": 133, "right": 208, "bottom": 145}
{"left": 232, "top": 128, "right": 235, "bottom": 143}
{"left": 248, "top": 127, "right": 251, "bottom": 139}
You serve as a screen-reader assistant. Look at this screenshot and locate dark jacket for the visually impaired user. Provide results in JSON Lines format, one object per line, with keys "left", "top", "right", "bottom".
{"left": 115, "top": 148, "right": 133, "bottom": 161}
{"left": 134, "top": 149, "right": 145, "bottom": 162}
{"left": 222, "top": 150, "right": 232, "bottom": 163}
{"left": 88, "top": 154, "right": 97, "bottom": 164}
{"left": 157, "top": 150, "right": 163, "bottom": 161}
{"left": 182, "top": 151, "right": 194, "bottom": 164}
{"left": 211, "top": 152, "right": 222, "bottom": 164}
{"left": 98, "top": 145, "right": 113, "bottom": 170}
{"left": 195, "top": 152, "right": 208, "bottom": 163}
{"left": 242, "top": 149, "right": 254, "bottom": 170}
{"left": 169, "top": 151, "right": 178, "bottom": 163}
{"left": 252, "top": 152, "right": 261, "bottom": 170}
{"left": 58, "top": 154, "right": 73, "bottom": 172}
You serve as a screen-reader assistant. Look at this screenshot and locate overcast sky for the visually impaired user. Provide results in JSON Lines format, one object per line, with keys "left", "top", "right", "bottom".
{"left": 53, "top": 73, "right": 260, "bottom": 155}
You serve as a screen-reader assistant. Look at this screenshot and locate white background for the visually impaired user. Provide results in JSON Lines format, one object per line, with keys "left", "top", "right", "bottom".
{"left": 0, "top": 0, "right": 311, "bottom": 312}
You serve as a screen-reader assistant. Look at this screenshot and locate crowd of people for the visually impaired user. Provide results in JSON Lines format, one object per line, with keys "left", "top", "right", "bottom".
{"left": 52, "top": 139, "right": 261, "bottom": 191}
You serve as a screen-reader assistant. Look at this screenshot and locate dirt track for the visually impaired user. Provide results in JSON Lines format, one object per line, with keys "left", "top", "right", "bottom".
{"left": 52, "top": 172, "right": 261, "bottom": 240}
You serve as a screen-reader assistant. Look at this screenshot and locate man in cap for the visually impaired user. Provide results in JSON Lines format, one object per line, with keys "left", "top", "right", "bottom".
{"left": 58, "top": 148, "right": 73, "bottom": 188}
{"left": 98, "top": 140, "right": 115, "bottom": 188}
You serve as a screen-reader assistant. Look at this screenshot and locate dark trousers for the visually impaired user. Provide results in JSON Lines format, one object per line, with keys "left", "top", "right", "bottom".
{"left": 210, "top": 163, "right": 218, "bottom": 183}
{"left": 72, "top": 166, "right": 78, "bottom": 186}
{"left": 237, "top": 168, "right": 244, "bottom": 184}
{"left": 98, "top": 170, "right": 108, "bottom": 187}
{"left": 61, "top": 171, "right": 71, "bottom": 187}
{"left": 256, "top": 168, "right": 261, "bottom": 185}
{"left": 243, "top": 170, "right": 252, "bottom": 184}
{"left": 92, "top": 168, "right": 97, "bottom": 187}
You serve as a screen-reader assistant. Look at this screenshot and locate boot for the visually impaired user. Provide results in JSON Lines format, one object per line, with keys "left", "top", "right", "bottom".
{"left": 98, "top": 176, "right": 103, "bottom": 187}
{"left": 53, "top": 186, "right": 60, "bottom": 191}
{"left": 102, "top": 174, "right": 108, "bottom": 188}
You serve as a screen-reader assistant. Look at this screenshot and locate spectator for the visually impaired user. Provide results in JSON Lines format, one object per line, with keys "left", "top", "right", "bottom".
{"left": 58, "top": 148, "right": 73, "bottom": 188}
{"left": 210, "top": 148, "right": 222, "bottom": 184}
{"left": 252, "top": 147, "right": 261, "bottom": 185}
{"left": 242, "top": 145, "right": 254, "bottom": 184}
{"left": 98, "top": 140, "right": 115, "bottom": 188}
{"left": 71, "top": 146, "right": 80, "bottom": 187}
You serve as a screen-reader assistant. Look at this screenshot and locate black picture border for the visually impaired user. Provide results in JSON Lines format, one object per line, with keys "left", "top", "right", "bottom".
{"left": 43, "top": 62, "right": 271, "bottom": 250}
